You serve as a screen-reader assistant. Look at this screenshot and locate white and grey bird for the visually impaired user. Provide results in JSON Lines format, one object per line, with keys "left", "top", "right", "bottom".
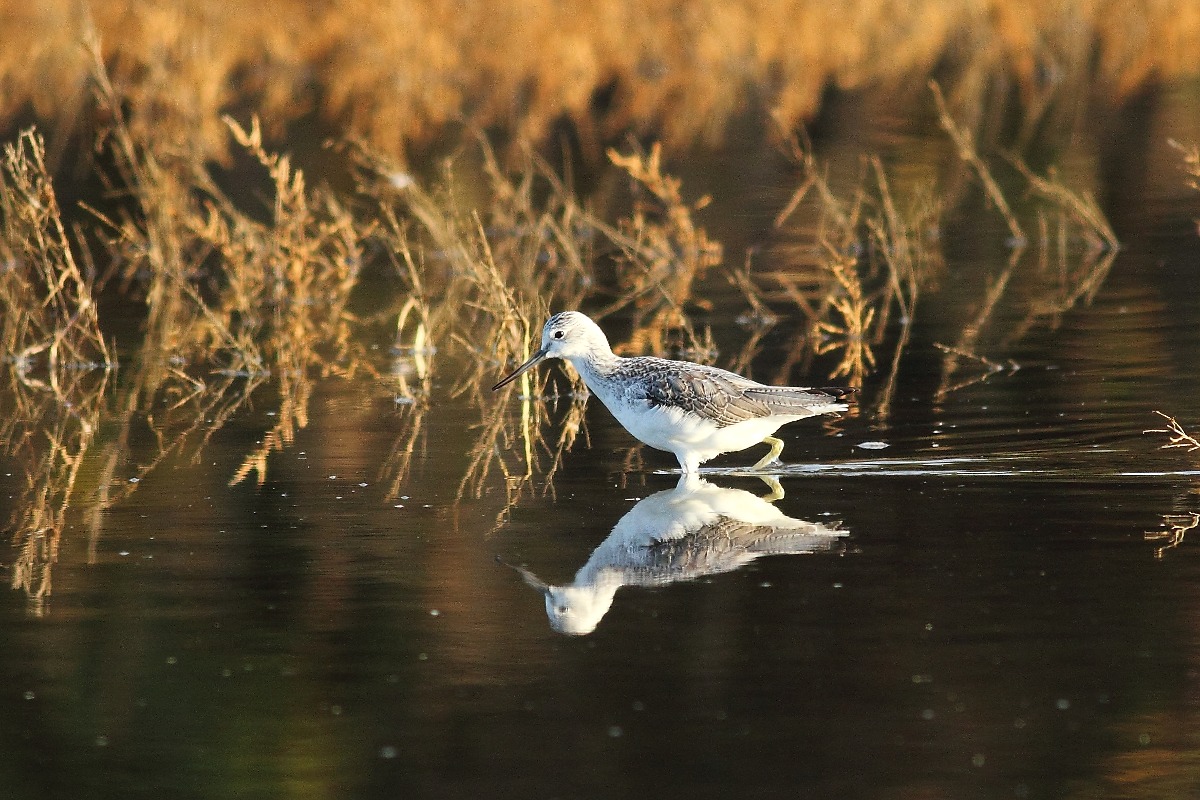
{"left": 492, "top": 311, "right": 852, "bottom": 473}
{"left": 501, "top": 474, "right": 848, "bottom": 634}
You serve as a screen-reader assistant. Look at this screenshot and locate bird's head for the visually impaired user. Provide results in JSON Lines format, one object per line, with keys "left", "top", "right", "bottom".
{"left": 492, "top": 311, "right": 610, "bottom": 390}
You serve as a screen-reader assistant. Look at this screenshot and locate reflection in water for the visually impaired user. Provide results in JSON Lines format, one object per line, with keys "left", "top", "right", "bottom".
{"left": 503, "top": 475, "right": 847, "bottom": 635}
{"left": 1146, "top": 513, "right": 1200, "bottom": 559}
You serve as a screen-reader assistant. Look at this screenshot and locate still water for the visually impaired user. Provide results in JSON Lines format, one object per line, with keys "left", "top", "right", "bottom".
{"left": 5, "top": 89, "right": 1200, "bottom": 798}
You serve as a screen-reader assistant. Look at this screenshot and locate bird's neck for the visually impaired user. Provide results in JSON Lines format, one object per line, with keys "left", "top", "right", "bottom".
{"left": 566, "top": 346, "right": 621, "bottom": 387}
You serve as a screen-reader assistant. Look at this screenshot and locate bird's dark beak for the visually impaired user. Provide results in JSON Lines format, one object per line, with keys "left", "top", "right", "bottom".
{"left": 495, "top": 556, "right": 551, "bottom": 596}
{"left": 491, "top": 346, "right": 548, "bottom": 391}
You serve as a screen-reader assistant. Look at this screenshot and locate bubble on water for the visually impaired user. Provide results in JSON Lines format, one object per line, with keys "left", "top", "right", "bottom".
{"left": 857, "top": 441, "right": 889, "bottom": 450}
{"left": 607, "top": 725, "right": 623, "bottom": 738}
{"left": 971, "top": 753, "right": 986, "bottom": 768}
{"left": 380, "top": 745, "right": 398, "bottom": 759}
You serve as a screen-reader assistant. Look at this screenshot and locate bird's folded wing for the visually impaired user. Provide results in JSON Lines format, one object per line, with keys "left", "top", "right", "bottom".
{"left": 639, "top": 367, "right": 774, "bottom": 427}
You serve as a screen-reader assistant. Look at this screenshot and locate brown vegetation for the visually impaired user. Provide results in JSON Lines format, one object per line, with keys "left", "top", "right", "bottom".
{"left": 6, "top": 1, "right": 1198, "bottom": 599}
{"left": 5, "top": 1, "right": 1200, "bottom": 164}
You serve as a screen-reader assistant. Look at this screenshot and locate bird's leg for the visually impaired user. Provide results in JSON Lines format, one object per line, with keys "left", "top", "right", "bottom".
{"left": 752, "top": 436, "right": 785, "bottom": 470}
{"left": 677, "top": 452, "right": 702, "bottom": 474}
{"left": 757, "top": 475, "right": 784, "bottom": 502}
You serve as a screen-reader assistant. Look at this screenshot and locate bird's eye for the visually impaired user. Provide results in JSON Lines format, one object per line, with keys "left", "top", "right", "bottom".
{"left": 553, "top": 330, "right": 564, "bottom": 339}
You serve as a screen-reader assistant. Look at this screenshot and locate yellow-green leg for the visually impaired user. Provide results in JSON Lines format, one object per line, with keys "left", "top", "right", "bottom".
{"left": 758, "top": 475, "right": 785, "bottom": 502}
{"left": 752, "top": 436, "right": 785, "bottom": 470}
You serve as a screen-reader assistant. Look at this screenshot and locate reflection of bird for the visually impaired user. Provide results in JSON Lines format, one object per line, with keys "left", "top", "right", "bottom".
{"left": 492, "top": 311, "right": 851, "bottom": 472}
{"left": 500, "top": 474, "right": 847, "bottom": 635}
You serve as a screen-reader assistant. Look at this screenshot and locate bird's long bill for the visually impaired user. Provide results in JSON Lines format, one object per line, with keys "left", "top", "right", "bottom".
{"left": 495, "top": 556, "right": 551, "bottom": 596}
{"left": 491, "top": 347, "right": 548, "bottom": 391}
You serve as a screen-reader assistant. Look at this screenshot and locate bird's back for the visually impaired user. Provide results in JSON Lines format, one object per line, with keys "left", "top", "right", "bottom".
{"left": 602, "top": 357, "right": 848, "bottom": 427}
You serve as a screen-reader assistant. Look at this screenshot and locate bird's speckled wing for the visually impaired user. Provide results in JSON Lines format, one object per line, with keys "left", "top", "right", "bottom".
{"left": 614, "top": 359, "right": 833, "bottom": 428}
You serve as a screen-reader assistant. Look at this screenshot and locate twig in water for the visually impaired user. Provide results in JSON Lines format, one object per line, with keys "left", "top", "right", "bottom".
{"left": 1145, "top": 411, "right": 1200, "bottom": 453}
{"left": 933, "top": 342, "right": 1020, "bottom": 396}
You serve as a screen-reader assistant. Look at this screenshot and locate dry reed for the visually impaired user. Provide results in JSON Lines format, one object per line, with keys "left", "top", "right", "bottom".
{"left": 738, "top": 80, "right": 1124, "bottom": 419}
{"left": 0, "top": 128, "right": 112, "bottom": 615}
{"left": 353, "top": 132, "right": 724, "bottom": 517}
{"left": 7, "top": 1, "right": 1200, "bottom": 168}
{"left": 0, "top": 0, "right": 1173, "bottom": 576}
{"left": 79, "top": 22, "right": 374, "bottom": 491}
{"left": 597, "top": 142, "right": 723, "bottom": 359}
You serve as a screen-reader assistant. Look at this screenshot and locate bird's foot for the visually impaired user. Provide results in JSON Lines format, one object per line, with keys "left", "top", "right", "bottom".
{"left": 752, "top": 436, "right": 785, "bottom": 470}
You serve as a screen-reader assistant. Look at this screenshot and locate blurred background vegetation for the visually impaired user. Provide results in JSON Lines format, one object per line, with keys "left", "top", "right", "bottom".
{"left": 6, "top": 0, "right": 1200, "bottom": 163}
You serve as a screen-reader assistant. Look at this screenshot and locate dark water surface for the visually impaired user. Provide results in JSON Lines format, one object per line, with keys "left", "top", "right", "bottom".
{"left": 5, "top": 86, "right": 1200, "bottom": 799}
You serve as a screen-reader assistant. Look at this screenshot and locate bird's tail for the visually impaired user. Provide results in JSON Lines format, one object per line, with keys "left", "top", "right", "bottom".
{"left": 818, "top": 387, "right": 857, "bottom": 401}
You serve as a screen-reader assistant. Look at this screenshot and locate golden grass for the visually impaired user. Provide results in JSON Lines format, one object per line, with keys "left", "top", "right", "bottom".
{"left": 348, "top": 135, "right": 590, "bottom": 508}
{"left": 354, "top": 134, "right": 723, "bottom": 520}
{"left": 1, "top": 46, "right": 377, "bottom": 609}
{"left": 1, "top": 129, "right": 111, "bottom": 384}
{"left": 4, "top": 1, "right": 1200, "bottom": 166}
{"left": 88, "top": 43, "right": 370, "bottom": 488}
{"left": 1, "top": 20, "right": 732, "bottom": 545}
{"left": 599, "top": 143, "right": 723, "bottom": 358}
{"left": 743, "top": 81, "right": 1125, "bottom": 419}
{"left": 0, "top": 1, "right": 1174, "bottom": 581}
{"left": 0, "top": 128, "right": 112, "bottom": 615}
